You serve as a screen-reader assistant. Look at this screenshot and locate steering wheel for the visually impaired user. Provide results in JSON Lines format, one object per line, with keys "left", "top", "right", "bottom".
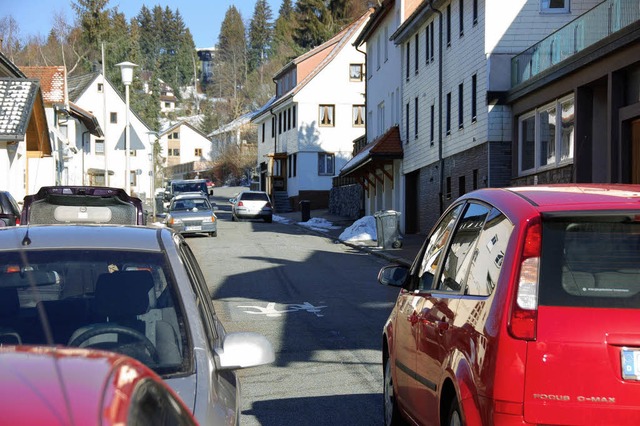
{"left": 69, "top": 324, "right": 159, "bottom": 363}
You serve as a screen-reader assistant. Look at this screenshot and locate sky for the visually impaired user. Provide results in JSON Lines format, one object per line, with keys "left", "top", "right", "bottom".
{"left": 4, "top": 0, "right": 284, "bottom": 48}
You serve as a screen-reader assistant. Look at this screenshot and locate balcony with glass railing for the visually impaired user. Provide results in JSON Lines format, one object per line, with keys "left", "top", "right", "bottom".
{"left": 512, "top": 0, "right": 640, "bottom": 87}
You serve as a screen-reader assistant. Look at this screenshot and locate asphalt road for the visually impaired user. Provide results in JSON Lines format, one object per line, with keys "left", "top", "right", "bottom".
{"left": 187, "top": 186, "right": 402, "bottom": 425}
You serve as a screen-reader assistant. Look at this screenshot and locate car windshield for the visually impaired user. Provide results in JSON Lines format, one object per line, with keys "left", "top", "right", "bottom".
{"left": 540, "top": 214, "right": 640, "bottom": 309}
{"left": 0, "top": 249, "right": 187, "bottom": 376}
{"left": 173, "top": 182, "right": 206, "bottom": 193}
{"left": 172, "top": 198, "right": 211, "bottom": 211}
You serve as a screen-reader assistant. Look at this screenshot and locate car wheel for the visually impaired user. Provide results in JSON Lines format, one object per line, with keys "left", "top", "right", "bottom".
{"left": 264, "top": 215, "right": 272, "bottom": 223}
{"left": 447, "top": 397, "right": 462, "bottom": 426}
{"left": 384, "top": 355, "right": 403, "bottom": 426}
{"left": 392, "top": 240, "right": 403, "bottom": 249}
{"left": 210, "top": 231, "right": 217, "bottom": 237}
{"left": 232, "top": 214, "right": 237, "bottom": 222}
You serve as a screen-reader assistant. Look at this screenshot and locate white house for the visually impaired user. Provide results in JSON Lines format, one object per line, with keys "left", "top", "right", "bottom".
{"left": 252, "top": 10, "right": 372, "bottom": 211}
{"left": 0, "top": 53, "right": 53, "bottom": 202}
{"left": 339, "top": 0, "right": 421, "bottom": 229}
{"left": 67, "top": 72, "right": 154, "bottom": 198}
{"left": 391, "top": 0, "right": 602, "bottom": 232}
{"left": 160, "top": 119, "right": 213, "bottom": 180}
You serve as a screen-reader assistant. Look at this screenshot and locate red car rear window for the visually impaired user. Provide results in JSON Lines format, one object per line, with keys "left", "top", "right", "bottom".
{"left": 539, "top": 214, "right": 640, "bottom": 308}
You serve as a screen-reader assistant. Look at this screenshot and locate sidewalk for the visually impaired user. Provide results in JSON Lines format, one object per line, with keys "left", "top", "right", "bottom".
{"left": 276, "top": 209, "right": 424, "bottom": 267}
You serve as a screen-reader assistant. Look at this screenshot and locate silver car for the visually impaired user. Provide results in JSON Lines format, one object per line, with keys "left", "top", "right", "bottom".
{"left": 230, "top": 190, "right": 273, "bottom": 223}
{"left": 0, "top": 225, "right": 275, "bottom": 425}
{"left": 166, "top": 192, "right": 217, "bottom": 237}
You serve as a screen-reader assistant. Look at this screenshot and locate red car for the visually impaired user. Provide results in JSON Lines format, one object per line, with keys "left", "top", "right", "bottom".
{"left": 380, "top": 184, "right": 640, "bottom": 426}
{"left": 0, "top": 345, "right": 197, "bottom": 425}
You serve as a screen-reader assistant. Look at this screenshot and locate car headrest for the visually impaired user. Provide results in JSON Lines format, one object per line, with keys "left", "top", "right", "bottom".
{"left": 0, "top": 288, "right": 19, "bottom": 317}
{"left": 94, "top": 271, "right": 154, "bottom": 318}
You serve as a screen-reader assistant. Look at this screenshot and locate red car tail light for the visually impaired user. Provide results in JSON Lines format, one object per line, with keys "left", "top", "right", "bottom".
{"left": 509, "top": 217, "right": 541, "bottom": 341}
{"left": 15, "top": 217, "right": 20, "bottom": 225}
{"left": 237, "top": 201, "right": 244, "bottom": 207}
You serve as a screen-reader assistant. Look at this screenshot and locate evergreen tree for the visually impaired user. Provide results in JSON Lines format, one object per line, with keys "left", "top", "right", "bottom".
{"left": 248, "top": 0, "right": 273, "bottom": 73}
{"left": 214, "top": 6, "right": 248, "bottom": 116}
{"left": 293, "top": 0, "right": 333, "bottom": 50}
{"left": 71, "top": 0, "right": 112, "bottom": 68}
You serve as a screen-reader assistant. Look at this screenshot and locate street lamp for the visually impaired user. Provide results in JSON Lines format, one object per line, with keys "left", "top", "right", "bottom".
{"left": 116, "top": 61, "right": 138, "bottom": 194}
{"left": 147, "top": 131, "right": 157, "bottom": 221}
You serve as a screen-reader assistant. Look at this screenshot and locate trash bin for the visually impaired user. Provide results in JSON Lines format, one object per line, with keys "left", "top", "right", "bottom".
{"left": 299, "top": 200, "right": 311, "bottom": 222}
{"left": 374, "top": 210, "right": 403, "bottom": 249}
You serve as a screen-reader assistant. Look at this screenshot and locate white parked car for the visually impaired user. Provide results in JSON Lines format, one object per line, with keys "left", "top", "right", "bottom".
{"left": 229, "top": 190, "right": 273, "bottom": 223}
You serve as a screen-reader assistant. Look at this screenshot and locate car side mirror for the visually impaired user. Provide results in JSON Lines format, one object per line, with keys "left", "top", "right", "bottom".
{"left": 378, "top": 265, "right": 409, "bottom": 287}
{"left": 215, "top": 332, "right": 275, "bottom": 371}
{"left": 228, "top": 198, "right": 236, "bottom": 203}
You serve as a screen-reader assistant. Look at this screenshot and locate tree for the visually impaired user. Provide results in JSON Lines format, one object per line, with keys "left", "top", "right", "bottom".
{"left": 293, "top": 0, "right": 333, "bottom": 50}
{"left": 248, "top": 0, "right": 273, "bottom": 74}
{"left": 71, "top": 0, "right": 112, "bottom": 68}
{"left": 212, "top": 6, "right": 248, "bottom": 118}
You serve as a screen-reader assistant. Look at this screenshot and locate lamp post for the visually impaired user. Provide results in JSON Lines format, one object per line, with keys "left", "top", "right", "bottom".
{"left": 116, "top": 61, "right": 138, "bottom": 194}
{"left": 147, "top": 131, "right": 156, "bottom": 222}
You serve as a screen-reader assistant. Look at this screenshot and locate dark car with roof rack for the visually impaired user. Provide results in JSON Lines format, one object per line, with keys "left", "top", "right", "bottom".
{"left": 21, "top": 186, "right": 145, "bottom": 225}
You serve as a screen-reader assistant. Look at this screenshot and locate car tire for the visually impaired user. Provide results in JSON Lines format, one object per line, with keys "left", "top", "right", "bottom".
{"left": 209, "top": 231, "right": 217, "bottom": 237}
{"left": 264, "top": 215, "right": 272, "bottom": 223}
{"left": 232, "top": 214, "right": 237, "bottom": 222}
{"left": 383, "top": 355, "right": 403, "bottom": 426}
{"left": 447, "top": 397, "right": 462, "bottom": 426}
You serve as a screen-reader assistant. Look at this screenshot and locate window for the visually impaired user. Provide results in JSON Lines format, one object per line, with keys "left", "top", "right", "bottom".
{"left": 376, "top": 34, "right": 381, "bottom": 69}
{"left": 459, "top": 0, "right": 464, "bottom": 37}
{"left": 465, "top": 209, "right": 513, "bottom": 296}
{"left": 173, "top": 132, "right": 179, "bottom": 139}
{"left": 293, "top": 105, "right": 297, "bottom": 128}
{"left": 271, "top": 116, "right": 276, "bottom": 137}
{"left": 416, "top": 204, "right": 463, "bottom": 291}
{"left": 406, "top": 102, "right": 410, "bottom": 143}
{"left": 164, "top": 102, "right": 171, "bottom": 108}
{"left": 292, "top": 153, "right": 297, "bottom": 177}
{"left": 471, "top": 74, "right": 477, "bottom": 122}
{"left": 446, "top": 92, "right": 452, "bottom": 135}
{"left": 438, "top": 203, "right": 491, "bottom": 292}
{"left": 353, "top": 105, "right": 365, "bottom": 127}
{"left": 195, "top": 148, "right": 202, "bottom": 157}
{"left": 430, "top": 104, "right": 435, "bottom": 145}
{"left": 110, "top": 112, "right": 117, "bottom": 124}
{"left": 446, "top": 4, "right": 452, "bottom": 46}
{"left": 459, "top": 175, "right": 466, "bottom": 196}
{"left": 97, "top": 83, "right": 103, "bottom": 93}
{"left": 426, "top": 24, "right": 431, "bottom": 65}
{"left": 473, "top": 0, "right": 478, "bottom": 25}
{"left": 414, "top": 97, "right": 419, "bottom": 139}
{"left": 95, "top": 139, "right": 104, "bottom": 156}
{"left": 446, "top": 176, "right": 452, "bottom": 199}
{"left": 384, "top": 26, "right": 389, "bottom": 61}
{"left": 429, "top": 23, "right": 435, "bottom": 62}
{"left": 129, "top": 170, "right": 137, "bottom": 187}
{"left": 318, "top": 153, "right": 335, "bottom": 176}
{"left": 262, "top": 122, "right": 265, "bottom": 143}
{"left": 278, "top": 112, "right": 282, "bottom": 133}
{"left": 377, "top": 102, "right": 385, "bottom": 135}
{"left": 405, "top": 42, "right": 410, "bottom": 80}
{"left": 169, "top": 148, "right": 180, "bottom": 156}
{"left": 473, "top": 169, "right": 479, "bottom": 189}
{"left": 541, "top": 0, "right": 569, "bottom": 13}
{"left": 518, "top": 96, "right": 575, "bottom": 175}
{"left": 414, "top": 34, "right": 419, "bottom": 75}
{"left": 458, "top": 83, "right": 464, "bottom": 129}
{"left": 350, "top": 64, "right": 363, "bottom": 81}
{"left": 319, "top": 105, "right": 335, "bottom": 127}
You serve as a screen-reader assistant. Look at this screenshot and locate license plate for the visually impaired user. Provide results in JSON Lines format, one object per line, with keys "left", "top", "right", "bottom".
{"left": 621, "top": 348, "right": 640, "bottom": 380}
{"left": 185, "top": 225, "right": 201, "bottom": 231}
